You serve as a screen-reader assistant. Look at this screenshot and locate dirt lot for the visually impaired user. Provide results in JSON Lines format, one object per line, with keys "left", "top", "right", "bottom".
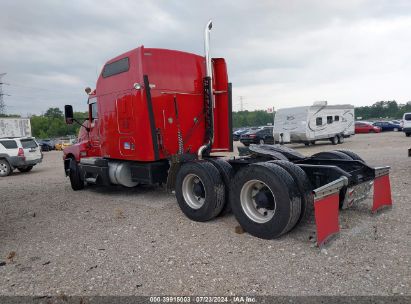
{"left": 0, "top": 132, "right": 410, "bottom": 296}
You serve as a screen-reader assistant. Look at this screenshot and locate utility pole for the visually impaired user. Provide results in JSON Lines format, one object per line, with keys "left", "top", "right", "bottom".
{"left": 239, "top": 96, "right": 244, "bottom": 111}
{"left": 0, "top": 73, "right": 8, "bottom": 115}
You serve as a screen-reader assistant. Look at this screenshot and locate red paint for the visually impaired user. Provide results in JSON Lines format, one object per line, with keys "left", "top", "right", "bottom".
{"left": 64, "top": 46, "right": 232, "bottom": 162}
{"left": 314, "top": 193, "right": 340, "bottom": 247}
{"left": 372, "top": 174, "right": 392, "bottom": 212}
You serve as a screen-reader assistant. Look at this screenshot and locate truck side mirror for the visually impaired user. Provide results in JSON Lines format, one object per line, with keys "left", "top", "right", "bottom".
{"left": 64, "top": 105, "right": 74, "bottom": 124}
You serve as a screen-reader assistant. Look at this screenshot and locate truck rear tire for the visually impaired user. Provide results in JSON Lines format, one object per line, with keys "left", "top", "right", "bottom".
{"left": 0, "top": 159, "right": 11, "bottom": 177}
{"left": 311, "top": 150, "right": 352, "bottom": 160}
{"left": 208, "top": 158, "right": 234, "bottom": 216}
{"left": 230, "top": 162, "right": 302, "bottom": 239}
{"left": 69, "top": 159, "right": 85, "bottom": 191}
{"left": 269, "top": 160, "right": 314, "bottom": 225}
{"left": 175, "top": 161, "right": 225, "bottom": 222}
{"left": 335, "top": 150, "right": 364, "bottom": 162}
{"left": 17, "top": 166, "right": 33, "bottom": 173}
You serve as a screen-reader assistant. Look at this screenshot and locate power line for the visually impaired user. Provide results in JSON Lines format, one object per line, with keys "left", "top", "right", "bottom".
{"left": 5, "top": 83, "right": 81, "bottom": 96}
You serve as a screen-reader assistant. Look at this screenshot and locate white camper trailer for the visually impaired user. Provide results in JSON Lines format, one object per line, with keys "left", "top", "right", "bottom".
{"left": 273, "top": 102, "right": 355, "bottom": 145}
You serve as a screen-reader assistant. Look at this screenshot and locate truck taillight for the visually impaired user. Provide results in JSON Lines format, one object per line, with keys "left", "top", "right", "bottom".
{"left": 18, "top": 148, "right": 25, "bottom": 160}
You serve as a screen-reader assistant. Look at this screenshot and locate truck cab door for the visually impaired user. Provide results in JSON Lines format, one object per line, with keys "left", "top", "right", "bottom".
{"left": 116, "top": 90, "right": 137, "bottom": 157}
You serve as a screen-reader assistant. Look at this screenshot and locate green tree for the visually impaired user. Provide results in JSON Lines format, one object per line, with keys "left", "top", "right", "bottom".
{"left": 44, "top": 107, "right": 63, "bottom": 119}
{"left": 232, "top": 110, "right": 274, "bottom": 128}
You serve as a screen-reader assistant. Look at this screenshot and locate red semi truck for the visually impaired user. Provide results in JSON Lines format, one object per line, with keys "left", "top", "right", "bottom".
{"left": 63, "top": 21, "right": 392, "bottom": 246}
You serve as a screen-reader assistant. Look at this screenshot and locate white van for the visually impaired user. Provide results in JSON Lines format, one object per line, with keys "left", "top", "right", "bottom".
{"left": 273, "top": 101, "right": 355, "bottom": 145}
{"left": 401, "top": 113, "right": 411, "bottom": 137}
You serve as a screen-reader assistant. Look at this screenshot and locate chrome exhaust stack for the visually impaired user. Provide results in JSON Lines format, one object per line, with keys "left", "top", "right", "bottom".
{"left": 199, "top": 19, "right": 214, "bottom": 159}
{"left": 204, "top": 20, "right": 213, "bottom": 84}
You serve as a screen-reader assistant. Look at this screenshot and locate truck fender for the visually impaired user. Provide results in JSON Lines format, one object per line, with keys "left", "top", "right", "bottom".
{"left": 166, "top": 162, "right": 182, "bottom": 193}
{"left": 64, "top": 155, "right": 76, "bottom": 176}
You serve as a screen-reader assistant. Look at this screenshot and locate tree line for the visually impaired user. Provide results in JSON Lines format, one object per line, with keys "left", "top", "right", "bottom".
{"left": 354, "top": 100, "right": 411, "bottom": 120}
{"left": 1, "top": 100, "right": 409, "bottom": 138}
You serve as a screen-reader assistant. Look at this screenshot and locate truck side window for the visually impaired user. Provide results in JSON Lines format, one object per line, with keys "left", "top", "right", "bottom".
{"left": 91, "top": 102, "right": 98, "bottom": 120}
{"left": 316, "top": 117, "right": 322, "bottom": 126}
{"left": 102, "top": 57, "right": 129, "bottom": 78}
{"left": 327, "top": 116, "right": 333, "bottom": 124}
{"left": 334, "top": 115, "right": 339, "bottom": 121}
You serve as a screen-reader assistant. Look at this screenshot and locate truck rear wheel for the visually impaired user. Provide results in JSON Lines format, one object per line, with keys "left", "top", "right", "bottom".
{"left": 335, "top": 150, "right": 364, "bottom": 162}
{"left": 0, "top": 159, "right": 11, "bottom": 177}
{"left": 230, "top": 162, "right": 302, "bottom": 239}
{"left": 311, "top": 150, "right": 352, "bottom": 160}
{"left": 69, "top": 159, "right": 85, "bottom": 191}
{"left": 175, "top": 161, "right": 225, "bottom": 222}
{"left": 208, "top": 158, "right": 234, "bottom": 216}
{"left": 269, "top": 160, "right": 314, "bottom": 225}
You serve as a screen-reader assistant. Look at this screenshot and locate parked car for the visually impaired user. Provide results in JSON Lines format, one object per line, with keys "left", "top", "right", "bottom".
{"left": 55, "top": 138, "right": 72, "bottom": 151}
{"left": 240, "top": 126, "right": 274, "bottom": 146}
{"left": 233, "top": 128, "right": 249, "bottom": 141}
{"left": 401, "top": 112, "right": 411, "bottom": 137}
{"left": 372, "top": 121, "right": 402, "bottom": 132}
{"left": 355, "top": 122, "right": 381, "bottom": 134}
{"left": 0, "top": 137, "right": 43, "bottom": 177}
{"left": 391, "top": 120, "right": 401, "bottom": 125}
{"left": 38, "top": 139, "right": 55, "bottom": 151}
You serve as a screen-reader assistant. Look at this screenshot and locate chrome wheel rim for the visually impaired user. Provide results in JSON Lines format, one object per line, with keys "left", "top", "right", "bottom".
{"left": 182, "top": 174, "right": 206, "bottom": 209}
{"left": 240, "top": 179, "right": 276, "bottom": 223}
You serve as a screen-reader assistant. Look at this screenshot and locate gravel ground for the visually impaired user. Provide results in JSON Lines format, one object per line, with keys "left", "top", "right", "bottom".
{"left": 0, "top": 132, "right": 410, "bottom": 296}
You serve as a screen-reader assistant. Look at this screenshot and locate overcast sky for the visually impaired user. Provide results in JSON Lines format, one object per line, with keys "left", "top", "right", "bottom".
{"left": 1, "top": 0, "right": 411, "bottom": 115}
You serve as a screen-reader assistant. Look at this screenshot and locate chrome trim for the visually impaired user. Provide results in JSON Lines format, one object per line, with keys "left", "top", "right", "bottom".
{"left": 374, "top": 166, "right": 390, "bottom": 178}
{"left": 198, "top": 145, "right": 208, "bottom": 160}
{"left": 198, "top": 20, "right": 215, "bottom": 158}
{"left": 204, "top": 20, "right": 213, "bottom": 84}
{"left": 313, "top": 176, "right": 348, "bottom": 201}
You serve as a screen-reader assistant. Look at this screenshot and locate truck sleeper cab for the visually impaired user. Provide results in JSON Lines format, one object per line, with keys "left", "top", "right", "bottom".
{"left": 63, "top": 21, "right": 392, "bottom": 247}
